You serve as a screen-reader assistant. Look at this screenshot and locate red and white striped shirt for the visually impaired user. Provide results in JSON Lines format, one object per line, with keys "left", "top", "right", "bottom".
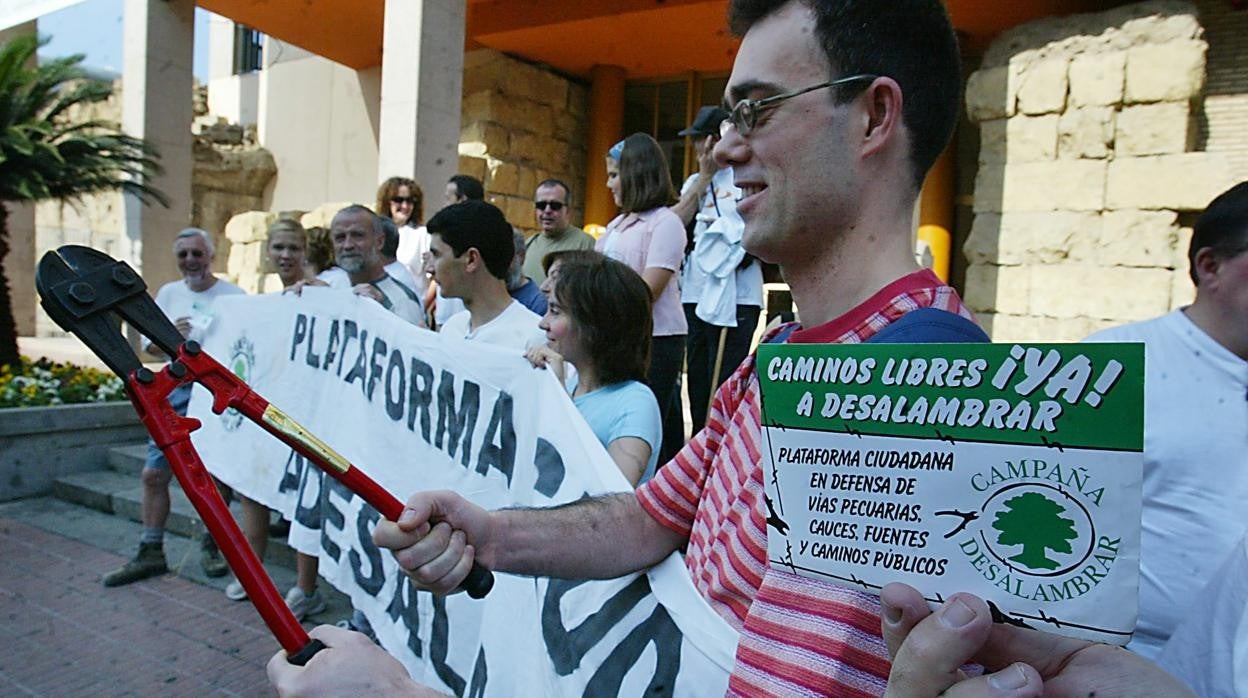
{"left": 636, "top": 269, "right": 974, "bottom": 697}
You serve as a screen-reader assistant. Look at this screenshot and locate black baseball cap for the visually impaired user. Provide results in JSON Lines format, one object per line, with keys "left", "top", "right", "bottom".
{"left": 678, "top": 106, "right": 730, "bottom": 137}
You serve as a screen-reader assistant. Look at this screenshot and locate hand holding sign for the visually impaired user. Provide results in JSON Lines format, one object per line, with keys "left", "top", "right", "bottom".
{"left": 880, "top": 583, "right": 1194, "bottom": 698}
{"left": 374, "top": 490, "right": 493, "bottom": 596}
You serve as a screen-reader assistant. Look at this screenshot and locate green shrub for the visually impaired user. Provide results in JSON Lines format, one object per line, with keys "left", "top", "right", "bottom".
{"left": 0, "top": 356, "right": 125, "bottom": 408}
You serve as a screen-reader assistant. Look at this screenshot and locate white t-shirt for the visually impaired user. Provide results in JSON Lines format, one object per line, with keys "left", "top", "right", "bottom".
{"left": 150, "top": 277, "right": 246, "bottom": 349}
{"left": 1087, "top": 309, "right": 1248, "bottom": 659}
{"left": 318, "top": 262, "right": 419, "bottom": 294}
{"left": 438, "top": 299, "right": 543, "bottom": 351}
{"left": 1158, "top": 534, "right": 1248, "bottom": 697}
{"left": 678, "top": 167, "right": 763, "bottom": 308}
{"left": 395, "top": 224, "right": 431, "bottom": 291}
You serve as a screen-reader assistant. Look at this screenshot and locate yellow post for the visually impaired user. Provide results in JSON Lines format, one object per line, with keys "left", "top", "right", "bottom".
{"left": 584, "top": 64, "right": 626, "bottom": 228}
{"left": 917, "top": 144, "right": 955, "bottom": 282}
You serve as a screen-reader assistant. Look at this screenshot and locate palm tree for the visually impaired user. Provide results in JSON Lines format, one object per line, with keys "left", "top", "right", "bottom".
{"left": 0, "top": 34, "right": 167, "bottom": 368}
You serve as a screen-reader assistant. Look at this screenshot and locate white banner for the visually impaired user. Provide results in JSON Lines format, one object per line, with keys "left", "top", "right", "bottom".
{"left": 0, "top": 0, "right": 86, "bottom": 31}
{"left": 188, "top": 288, "right": 736, "bottom": 696}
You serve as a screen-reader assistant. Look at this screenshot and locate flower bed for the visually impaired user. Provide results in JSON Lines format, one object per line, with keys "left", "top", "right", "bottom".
{"left": 0, "top": 356, "right": 126, "bottom": 408}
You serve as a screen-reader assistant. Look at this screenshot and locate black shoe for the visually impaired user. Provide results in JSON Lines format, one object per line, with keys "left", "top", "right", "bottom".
{"left": 200, "top": 537, "right": 229, "bottom": 578}
{"left": 103, "top": 542, "right": 168, "bottom": 587}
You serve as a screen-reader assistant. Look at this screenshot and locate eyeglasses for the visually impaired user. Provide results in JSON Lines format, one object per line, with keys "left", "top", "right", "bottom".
{"left": 721, "top": 73, "right": 879, "bottom": 137}
{"left": 391, "top": 196, "right": 416, "bottom": 205}
{"left": 534, "top": 200, "right": 566, "bottom": 212}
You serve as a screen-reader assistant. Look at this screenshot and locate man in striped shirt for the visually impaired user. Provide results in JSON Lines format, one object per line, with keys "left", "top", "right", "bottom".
{"left": 271, "top": 1, "right": 1173, "bottom": 696}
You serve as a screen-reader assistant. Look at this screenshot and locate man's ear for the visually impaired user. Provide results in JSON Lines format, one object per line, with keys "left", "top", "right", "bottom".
{"left": 859, "top": 77, "right": 903, "bottom": 160}
{"left": 1191, "top": 246, "right": 1221, "bottom": 288}
{"left": 463, "top": 247, "right": 482, "bottom": 273}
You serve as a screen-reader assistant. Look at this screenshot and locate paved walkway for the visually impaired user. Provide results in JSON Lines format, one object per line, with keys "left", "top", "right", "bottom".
{"left": 0, "top": 516, "right": 277, "bottom": 696}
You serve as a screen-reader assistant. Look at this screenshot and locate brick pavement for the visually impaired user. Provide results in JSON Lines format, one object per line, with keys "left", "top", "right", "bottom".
{"left": 0, "top": 517, "right": 282, "bottom": 697}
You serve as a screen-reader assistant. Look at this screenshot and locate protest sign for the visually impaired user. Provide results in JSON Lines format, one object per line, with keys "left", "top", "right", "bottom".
{"left": 757, "top": 342, "right": 1144, "bottom": 644}
{"left": 187, "top": 289, "right": 736, "bottom": 696}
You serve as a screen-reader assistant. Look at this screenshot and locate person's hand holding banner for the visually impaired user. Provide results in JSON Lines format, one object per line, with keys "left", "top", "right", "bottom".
{"left": 374, "top": 490, "right": 493, "bottom": 595}
{"left": 879, "top": 583, "right": 1194, "bottom": 698}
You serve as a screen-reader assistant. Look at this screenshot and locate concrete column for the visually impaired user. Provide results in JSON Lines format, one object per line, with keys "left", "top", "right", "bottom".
{"left": 377, "top": 0, "right": 466, "bottom": 219}
{"left": 0, "top": 21, "right": 37, "bottom": 336}
{"left": 122, "top": 0, "right": 195, "bottom": 290}
{"left": 584, "top": 65, "right": 626, "bottom": 228}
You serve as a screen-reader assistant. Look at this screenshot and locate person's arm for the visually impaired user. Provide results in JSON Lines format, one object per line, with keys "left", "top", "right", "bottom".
{"left": 606, "top": 437, "right": 651, "bottom": 487}
{"left": 879, "top": 583, "right": 1195, "bottom": 698}
{"left": 640, "top": 268, "right": 676, "bottom": 302}
{"left": 669, "top": 136, "right": 717, "bottom": 225}
{"left": 640, "top": 211, "right": 688, "bottom": 302}
{"left": 268, "top": 625, "right": 441, "bottom": 697}
{"left": 372, "top": 490, "right": 685, "bottom": 595}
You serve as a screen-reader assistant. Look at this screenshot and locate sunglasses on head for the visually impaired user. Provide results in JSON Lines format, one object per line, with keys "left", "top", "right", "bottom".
{"left": 391, "top": 196, "right": 416, "bottom": 205}
{"left": 534, "top": 200, "right": 565, "bottom": 212}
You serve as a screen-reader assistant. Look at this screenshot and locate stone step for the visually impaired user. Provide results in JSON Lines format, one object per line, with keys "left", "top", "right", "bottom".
{"left": 53, "top": 469, "right": 298, "bottom": 570}
{"left": 107, "top": 442, "right": 149, "bottom": 476}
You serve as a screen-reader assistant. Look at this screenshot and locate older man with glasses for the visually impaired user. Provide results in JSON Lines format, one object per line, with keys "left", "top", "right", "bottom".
{"left": 521, "top": 178, "right": 595, "bottom": 285}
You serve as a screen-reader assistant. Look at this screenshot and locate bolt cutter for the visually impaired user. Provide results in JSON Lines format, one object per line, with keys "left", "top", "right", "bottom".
{"left": 35, "top": 245, "right": 494, "bottom": 665}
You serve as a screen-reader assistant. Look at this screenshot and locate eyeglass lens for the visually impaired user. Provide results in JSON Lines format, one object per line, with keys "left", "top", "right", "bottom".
{"left": 535, "top": 201, "right": 565, "bottom": 211}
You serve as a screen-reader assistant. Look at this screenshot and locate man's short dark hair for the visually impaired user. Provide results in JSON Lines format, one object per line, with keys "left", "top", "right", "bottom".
{"left": 1189, "top": 181, "right": 1248, "bottom": 286}
{"left": 618, "top": 133, "right": 675, "bottom": 213}
{"left": 378, "top": 216, "right": 400, "bottom": 258}
{"left": 536, "top": 178, "right": 572, "bottom": 206}
{"left": 553, "top": 255, "right": 652, "bottom": 385}
{"left": 728, "top": 0, "right": 961, "bottom": 191}
{"left": 426, "top": 200, "right": 513, "bottom": 280}
{"left": 448, "top": 174, "right": 485, "bottom": 201}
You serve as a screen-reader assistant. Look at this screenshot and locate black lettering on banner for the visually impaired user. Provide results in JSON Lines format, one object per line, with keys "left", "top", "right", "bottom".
{"left": 466, "top": 647, "right": 487, "bottom": 698}
{"left": 337, "top": 320, "right": 358, "bottom": 377}
{"left": 532, "top": 437, "right": 564, "bottom": 497}
{"left": 436, "top": 370, "right": 479, "bottom": 466}
{"left": 431, "top": 595, "right": 468, "bottom": 697}
{"left": 343, "top": 330, "right": 370, "bottom": 394}
{"left": 290, "top": 314, "right": 308, "bottom": 361}
{"left": 294, "top": 452, "right": 322, "bottom": 530}
{"left": 319, "top": 475, "right": 349, "bottom": 563}
{"left": 278, "top": 448, "right": 301, "bottom": 494}
{"left": 385, "top": 348, "right": 406, "bottom": 422}
{"left": 477, "top": 392, "right": 516, "bottom": 485}
{"left": 384, "top": 579, "right": 423, "bottom": 659}
{"left": 349, "top": 504, "right": 386, "bottom": 596}
{"left": 541, "top": 575, "right": 682, "bottom": 694}
{"left": 407, "top": 357, "right": 435, "bottom": 440}
{"left": 324, "top": 319, "right": 341, "bottom": 371}
{"left": 305, "top": 316, "right": 321, "bottom": 369}
{"left": 367, "top": 337, "right": 387, "bottom": 401}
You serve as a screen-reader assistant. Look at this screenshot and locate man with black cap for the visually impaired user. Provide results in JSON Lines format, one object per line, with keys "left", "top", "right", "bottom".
{"left": 671, "top": 105, "right": 764, "bottom": 432}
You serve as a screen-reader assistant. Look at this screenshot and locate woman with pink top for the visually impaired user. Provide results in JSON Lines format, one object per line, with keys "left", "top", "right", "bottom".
{"left": 596, "top": 133, "right": 687, "bottom": 465}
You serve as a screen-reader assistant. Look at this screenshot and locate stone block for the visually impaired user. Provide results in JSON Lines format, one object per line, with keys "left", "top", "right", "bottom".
{"left": 1124, "top": 41, "right": 1205, "bottom": 104}
{"left": 962, "top": 263, "right": 1030, "bottom": 315}
{"left": 1016, "top": 58, "right": 1069, "bottom": 115}
{"left": 517, "top": 167, "right": 539, "bottom": 199}
{"left": 1170, "top": 267, "right": 1196, "bottom": 308}
{"left": 525, "top": 102, "right": 556, "bottom": 138}
{"left": 1057, "top": 107, "right": 1115, "bottom": 159}
{"left": 457, "top": 155, "right": 489, "bottom": 183}
{"left": 1028, "top": 264, "right": 1102, "bottom": 318}
{"left": 1068, "top": 52, "right": 1125, "bottom": 107}
{"left": 1098, "top": 210, "right": 1179, "bottom": 267}
{"left": 1173, "top": 226, "right": 1193, "bottom": 272}
{"left": 300, "top": 202, "right": 355, "bottom": 230}
{"left": 965, "top": 65, "right": 1017, "bottom": 122}
{"left": 963, "top": 211, "right": 1100, "bottom": 266}
{"left": 1006, "top": 114, "right": 1058, "bottom": 162}
{"left": 499, "top": 195, "right": 534, "bottom": 229}
{"left": 459, "top": 121, "right": 510, "bottom": 159}
{"left": 226, "top": 240, "right": 263, "bottom": 279}
{"left": 972, "top": 165, "right": 1004, "bottom": 213}
{"left": 1106, "top": 154, "right": 1234, "bottom": 211}
{"left": 488, "top": 162, "right": 521, "bottom": 196}
{"left": 977, "top": 120, "right": 1007, "bottom": 165}
{"left": 979, "top": 313, "right": 1093, "bottom": 343}
{"left": 566, "top": 83, "right": 589, "bottom": 117}
{"left": 1114, "top": 102, "right": 1192, "bottom": 156}
{"left": 533, "top": 77, "right": 568, "bottom": 110}
{"left": 224, "top": 210, "right": 276, "bottom": 244}
{"left": 1001, "top": 160, "right": 1106, "bottom": 212}
{"left": 1082, "top": 266, "right": 1173, "bottom": 321}
{"left": 510, "top": 132, "right": 555, "bottom": 165}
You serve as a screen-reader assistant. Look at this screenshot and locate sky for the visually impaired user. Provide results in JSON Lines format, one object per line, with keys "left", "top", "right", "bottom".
{"left": 35, "top": 0, "right": 211, "bottom": 80}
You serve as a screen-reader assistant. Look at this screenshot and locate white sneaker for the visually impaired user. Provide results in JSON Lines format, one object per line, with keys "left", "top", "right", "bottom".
{"left": 225, "top": 577, "right": 248, "bottom": 601}
{"left": 285, "top": 586, "right": 327, "bottom": 621}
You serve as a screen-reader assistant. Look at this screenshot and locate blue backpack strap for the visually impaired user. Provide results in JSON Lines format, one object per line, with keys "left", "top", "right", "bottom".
{"left": 866, "top": 307, "right": 989, "bottom": 344}
{"left": 764, "top": 323, "right": 801, "bottom": 344}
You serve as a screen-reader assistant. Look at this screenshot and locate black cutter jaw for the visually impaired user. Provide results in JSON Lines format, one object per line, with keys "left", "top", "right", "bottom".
{"left": 35, "top": 245, "right": 186, "bottom": 378}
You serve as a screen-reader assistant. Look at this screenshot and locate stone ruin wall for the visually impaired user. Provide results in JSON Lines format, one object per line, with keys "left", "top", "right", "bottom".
{"left": 962, "top": 0, "right": 1238, "bottom": 342}
{"left": 224, "top": 48, "right": 591, "bottom": 294}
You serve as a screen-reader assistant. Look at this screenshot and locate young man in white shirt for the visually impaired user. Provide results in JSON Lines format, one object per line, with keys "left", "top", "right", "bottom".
{"left": 427, "top": 200, "right": 543, "bottom": 351}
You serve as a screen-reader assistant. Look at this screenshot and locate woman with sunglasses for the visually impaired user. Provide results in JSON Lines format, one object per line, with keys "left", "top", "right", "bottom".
{"left": 527, "top": 252, "right": 662, "bottom": 486}
{"left": 596, "top": 133, "right": 687, "bottom": 467}
{"left": 376, "top": 176, "right": 431, "bottom": 298}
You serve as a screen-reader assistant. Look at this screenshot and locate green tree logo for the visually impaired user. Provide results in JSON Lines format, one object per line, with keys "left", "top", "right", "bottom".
{"left": 991, "top": 492, "right": 1077, "bottom": 571}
